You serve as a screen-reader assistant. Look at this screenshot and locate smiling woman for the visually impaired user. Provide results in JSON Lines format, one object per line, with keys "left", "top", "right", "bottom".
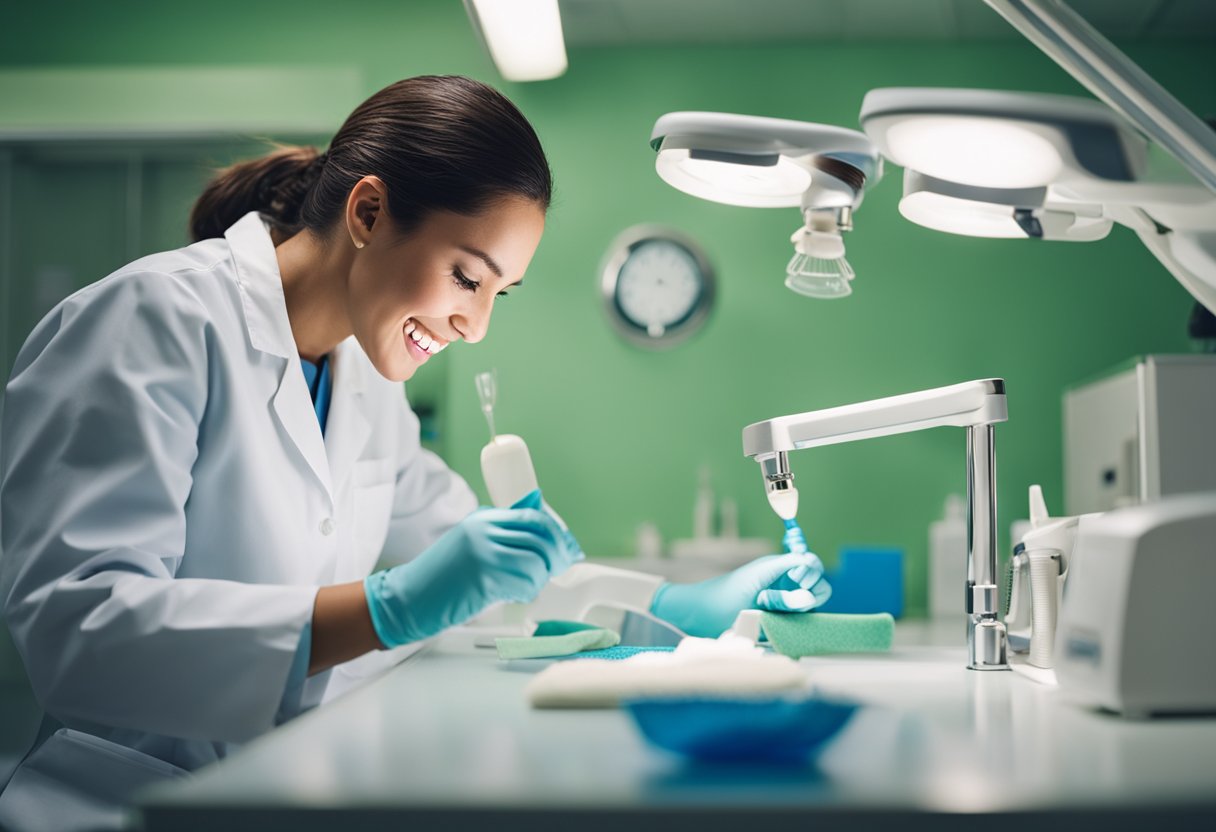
{"left": 0, "top": 75, "right": 566, "bottom": 832}
{"left": 0, "top": 71, "right": 833, "bottom": 832}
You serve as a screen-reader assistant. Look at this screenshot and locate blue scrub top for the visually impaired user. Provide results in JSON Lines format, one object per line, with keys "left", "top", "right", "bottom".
{"left": 299, "top": 355, "right": 332, "bottom": 435}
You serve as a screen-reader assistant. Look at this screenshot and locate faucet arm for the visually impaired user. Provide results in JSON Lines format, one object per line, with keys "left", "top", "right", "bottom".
{"left": 743, "top": 379, "right": 1007, "bottom": 458}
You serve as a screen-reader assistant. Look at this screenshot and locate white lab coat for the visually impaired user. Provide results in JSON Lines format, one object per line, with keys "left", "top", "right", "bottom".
{"left": 0, "top": 212, "right": 478, "bottom": 831}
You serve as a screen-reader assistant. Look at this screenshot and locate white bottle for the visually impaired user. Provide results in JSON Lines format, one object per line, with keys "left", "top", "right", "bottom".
{"left": 929, "top": 494, "right": 967, "bottom": 618}
{"left": 693, "top": 466, "right": 715, "bottom": 540}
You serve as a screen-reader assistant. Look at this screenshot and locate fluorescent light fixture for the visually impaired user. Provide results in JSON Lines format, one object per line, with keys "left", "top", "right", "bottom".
{"left": 649, "top": 111, "right": 882, "bottom": 298}
{"left": 883, "top": 116, "right": 1063, "bottom": 189}
{"left": 860, "top": 88, "right": 1146, "bottom": 187}
{"left": 655, "top": 148, "right": 813, "bottom": 208}
{"left": 651, "top": 111, "right": 881, "bottom": 208}
{"left": 466, "top": 0, "right": 567, "bottom": 82}
{"left": 900, "top": 190, "right": 1029, "bottom": 238}
{"left": 898, "top": 169, "right": 1112, "bottom": 241}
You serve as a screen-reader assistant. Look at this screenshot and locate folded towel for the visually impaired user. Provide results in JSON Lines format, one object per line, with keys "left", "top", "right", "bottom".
{"left": 495, "top": 620, "right": 620, "bottom": 660}
{"left": 760, "top": 611, "right": 895, "bottom": 657}
{"left": 527, "top": 633, "right": 809, "bottom": 708}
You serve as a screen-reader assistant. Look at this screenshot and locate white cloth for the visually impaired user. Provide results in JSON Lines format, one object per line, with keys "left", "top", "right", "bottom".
{"left": 0, "top": 212, "right": 477, "bottom": 831}
{"left": 526, "top": 634, "right": 810, "bottom": 708}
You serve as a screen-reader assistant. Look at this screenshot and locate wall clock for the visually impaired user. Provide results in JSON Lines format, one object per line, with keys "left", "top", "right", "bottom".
{"left": 600, "top": 225, "right": 715, "bottom": 349}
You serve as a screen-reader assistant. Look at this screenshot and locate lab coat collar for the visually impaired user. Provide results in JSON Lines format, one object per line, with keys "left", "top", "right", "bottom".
{"left": 225, "top": 213, "right": 372, "bottom": 502}
{"left": 225, "top": 212, "right": 298, "bottom": 360}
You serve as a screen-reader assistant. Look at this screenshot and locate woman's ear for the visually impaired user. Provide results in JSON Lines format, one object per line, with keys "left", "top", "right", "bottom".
{"left": 346, "top": 175, "right": 387, "bottom": 248}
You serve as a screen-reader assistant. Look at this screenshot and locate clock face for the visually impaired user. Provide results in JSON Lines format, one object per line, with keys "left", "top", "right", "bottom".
{"left": 601, "top": 227, "right": 714, "bottom": 348}
{"left": 616, "top": 239, "right": 703, "bottom": 337}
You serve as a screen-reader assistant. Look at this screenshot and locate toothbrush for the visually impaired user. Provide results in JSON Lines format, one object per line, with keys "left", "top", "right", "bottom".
{"left": 782, "top": 517, "right": 814, "bottom": 584}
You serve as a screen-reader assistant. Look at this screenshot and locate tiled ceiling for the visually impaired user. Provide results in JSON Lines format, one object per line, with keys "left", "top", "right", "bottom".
{"left": 560, "top": 0, "right": 1216, "bottom": 45}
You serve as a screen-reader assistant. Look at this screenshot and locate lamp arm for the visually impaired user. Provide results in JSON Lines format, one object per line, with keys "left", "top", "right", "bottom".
{"left": 984, "top": 0, "right": 1216, "bottom": 195}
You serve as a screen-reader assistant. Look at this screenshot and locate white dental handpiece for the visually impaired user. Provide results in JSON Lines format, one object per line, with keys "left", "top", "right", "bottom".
{"left": 480, "top": 434, "right": 540, "bottom": 508}
{"left": 481, "top": 434, "right": 570, "bottom": 531}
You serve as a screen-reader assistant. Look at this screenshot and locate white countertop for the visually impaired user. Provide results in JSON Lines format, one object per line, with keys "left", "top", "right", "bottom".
{"left": 137, "top": 620, "right": 1216, "bottom": 830}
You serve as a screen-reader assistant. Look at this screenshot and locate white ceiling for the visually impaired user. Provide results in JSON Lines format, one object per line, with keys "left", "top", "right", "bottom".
{"left": 559, "top": 0, "right": 1216, "bottom": 45}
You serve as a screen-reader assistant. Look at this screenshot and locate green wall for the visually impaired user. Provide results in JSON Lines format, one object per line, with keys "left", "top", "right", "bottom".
{"left": 2, "top": 1, "right": 1211, "bottom": 615}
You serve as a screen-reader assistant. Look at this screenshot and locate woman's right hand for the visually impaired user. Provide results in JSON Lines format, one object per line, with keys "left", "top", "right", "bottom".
{"left": 363, "top": 490, "right": 582, "bottom": 648}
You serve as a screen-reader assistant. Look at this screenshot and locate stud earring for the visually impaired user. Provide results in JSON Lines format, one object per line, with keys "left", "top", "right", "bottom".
{"left": 354, "top": 241, "right": 365, "bottom": 249}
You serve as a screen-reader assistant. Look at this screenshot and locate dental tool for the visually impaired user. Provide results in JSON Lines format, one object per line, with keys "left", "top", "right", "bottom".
{"left": 760, "top": 451, "right": 815, "bottom": 583}
{"left": 474, "top": 371, "right": 571, "bottom": 536}
{"left": 475, "top": 370, "right": 498, "bottom": 441}
{"left": 476, "top": 370, "right": 540, "bottom": 509}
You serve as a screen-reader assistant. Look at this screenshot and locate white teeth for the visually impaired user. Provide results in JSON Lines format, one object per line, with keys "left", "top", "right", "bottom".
{"left": 406, "top": 320, "right": 447, "bottom": 355}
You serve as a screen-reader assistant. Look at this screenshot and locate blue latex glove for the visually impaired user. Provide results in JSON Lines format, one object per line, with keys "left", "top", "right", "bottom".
{"left": 364, "top": 489, "right": 583, "bottom": 648}
{"left": 650, "top": 552, "right": 832, "bottom": 639}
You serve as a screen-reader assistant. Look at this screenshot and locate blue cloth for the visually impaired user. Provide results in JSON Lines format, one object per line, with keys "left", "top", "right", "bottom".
{"left": 299, "top": 355, "right": 332, "bottom": 435}
{"left": 818, "top": 547, "right": 904, "bottom": 617}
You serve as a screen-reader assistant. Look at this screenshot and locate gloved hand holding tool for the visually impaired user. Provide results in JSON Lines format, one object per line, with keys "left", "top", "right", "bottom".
{"left": 650, "top": 550, "right": 832, "bottom": 638}
{"left": 364, "top": 489, "right": 583, "bottom": 648}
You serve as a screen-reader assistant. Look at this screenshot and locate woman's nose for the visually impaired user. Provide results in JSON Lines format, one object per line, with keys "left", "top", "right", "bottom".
{"left": 452, "top": 294, "right": 493, "bottom": 344}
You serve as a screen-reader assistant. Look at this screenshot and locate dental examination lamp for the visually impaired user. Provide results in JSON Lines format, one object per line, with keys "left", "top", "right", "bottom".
{"left": 744, "top": 379, "right": 1011, "bottom": 671}
{"left": 860, "top": 87, "right": 1216, "bottom": 314}
{"left": 650, "top": 112, "right": 883, "bottom": 298}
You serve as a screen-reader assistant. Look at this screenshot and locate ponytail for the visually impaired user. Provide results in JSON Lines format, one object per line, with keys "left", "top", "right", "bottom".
{"left": 189, "top": 145, "right": 326, "bottom": 242}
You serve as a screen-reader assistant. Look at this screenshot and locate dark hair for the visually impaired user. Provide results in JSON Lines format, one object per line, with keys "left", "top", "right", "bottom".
{"left": 189, "top": 75, "right": 552, "bottom": 243}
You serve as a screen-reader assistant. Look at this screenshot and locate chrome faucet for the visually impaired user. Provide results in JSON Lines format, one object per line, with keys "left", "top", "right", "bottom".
{"left": 743, "top": 379, "right": 1010, "bottom": 670}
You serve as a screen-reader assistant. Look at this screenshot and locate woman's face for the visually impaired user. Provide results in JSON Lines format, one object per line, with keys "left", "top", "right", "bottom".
{"left": 347, "top": 194, "right": 546, "bottom": 382}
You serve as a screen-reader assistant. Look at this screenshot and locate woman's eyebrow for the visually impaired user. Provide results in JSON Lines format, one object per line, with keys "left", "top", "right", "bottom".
{"left": 457, "top": 244, "right": 503, "bottom": 278}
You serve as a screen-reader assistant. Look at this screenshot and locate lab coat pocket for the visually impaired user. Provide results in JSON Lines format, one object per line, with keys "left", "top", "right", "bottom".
{"left": 350, "top": 458, "right": 396, "bottom": 573}
{"left": 0, "top": 728, "right": 188, "bottom": 832}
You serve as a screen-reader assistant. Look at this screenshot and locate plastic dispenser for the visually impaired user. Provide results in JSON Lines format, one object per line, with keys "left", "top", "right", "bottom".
{"left": 929, "top": 494, "right": 967, "bottom": 618}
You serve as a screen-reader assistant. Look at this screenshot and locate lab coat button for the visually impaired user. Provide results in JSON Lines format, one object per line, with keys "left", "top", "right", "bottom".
{"left": 320, "top": 518, "right": 335, "bottom": 535}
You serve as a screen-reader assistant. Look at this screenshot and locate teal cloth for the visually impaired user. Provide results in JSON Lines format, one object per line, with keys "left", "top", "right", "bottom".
{"left": 496, "top": 620, "right": 620, "bottom": 660}
{"left": 760, "top": 611, "right": 895, "bottom": 657}
{"left": 566, "top": 645, "right": 675, "bottom": 661}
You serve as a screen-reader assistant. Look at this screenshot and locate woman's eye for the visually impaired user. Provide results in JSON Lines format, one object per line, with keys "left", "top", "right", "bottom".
{"left": 453, "top": 268, "right": 479, "bottom": 292}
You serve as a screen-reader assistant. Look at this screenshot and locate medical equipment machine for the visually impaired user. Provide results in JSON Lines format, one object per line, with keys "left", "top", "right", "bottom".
{"left": 1053, "top": 492, "right": 1216, "bottom": 717}
{"left": 742, "top": 379, "right": 1010, "bottom": 670}
{"left": 1005, "top": 485, "right": 1099, "bottom": 668}
{"left": 648, "top": 112, "right": 882, "bottom": 298}
{"left": 1062, "top": 355, "right": 1216, "bottom": 515}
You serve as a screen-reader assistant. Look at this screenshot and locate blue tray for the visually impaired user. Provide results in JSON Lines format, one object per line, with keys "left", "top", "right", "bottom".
{"left": 625, "top": 696, "right": 858, "bottom": 763}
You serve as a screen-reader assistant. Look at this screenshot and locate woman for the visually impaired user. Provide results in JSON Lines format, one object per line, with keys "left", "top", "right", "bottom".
{"left": 0, "top": 75, "right": 828, "bottom": 832}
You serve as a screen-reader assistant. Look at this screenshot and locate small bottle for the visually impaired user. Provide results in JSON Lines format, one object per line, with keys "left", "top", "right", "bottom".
{"left": 719, "top": 497, "right": 739, "bottom": 539}
{"left": 635, "top": 522, "right": 663, "bottom": 561}
{"left": 929, "top": 494, "right": 967, "bottom": 618}
{"left": 693, "top": 466, "right": 715, "bottom": 540}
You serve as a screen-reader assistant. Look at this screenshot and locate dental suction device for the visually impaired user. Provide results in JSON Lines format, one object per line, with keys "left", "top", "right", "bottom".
{"left": 476, "top": 370, "right": 541, "bottom": 509}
